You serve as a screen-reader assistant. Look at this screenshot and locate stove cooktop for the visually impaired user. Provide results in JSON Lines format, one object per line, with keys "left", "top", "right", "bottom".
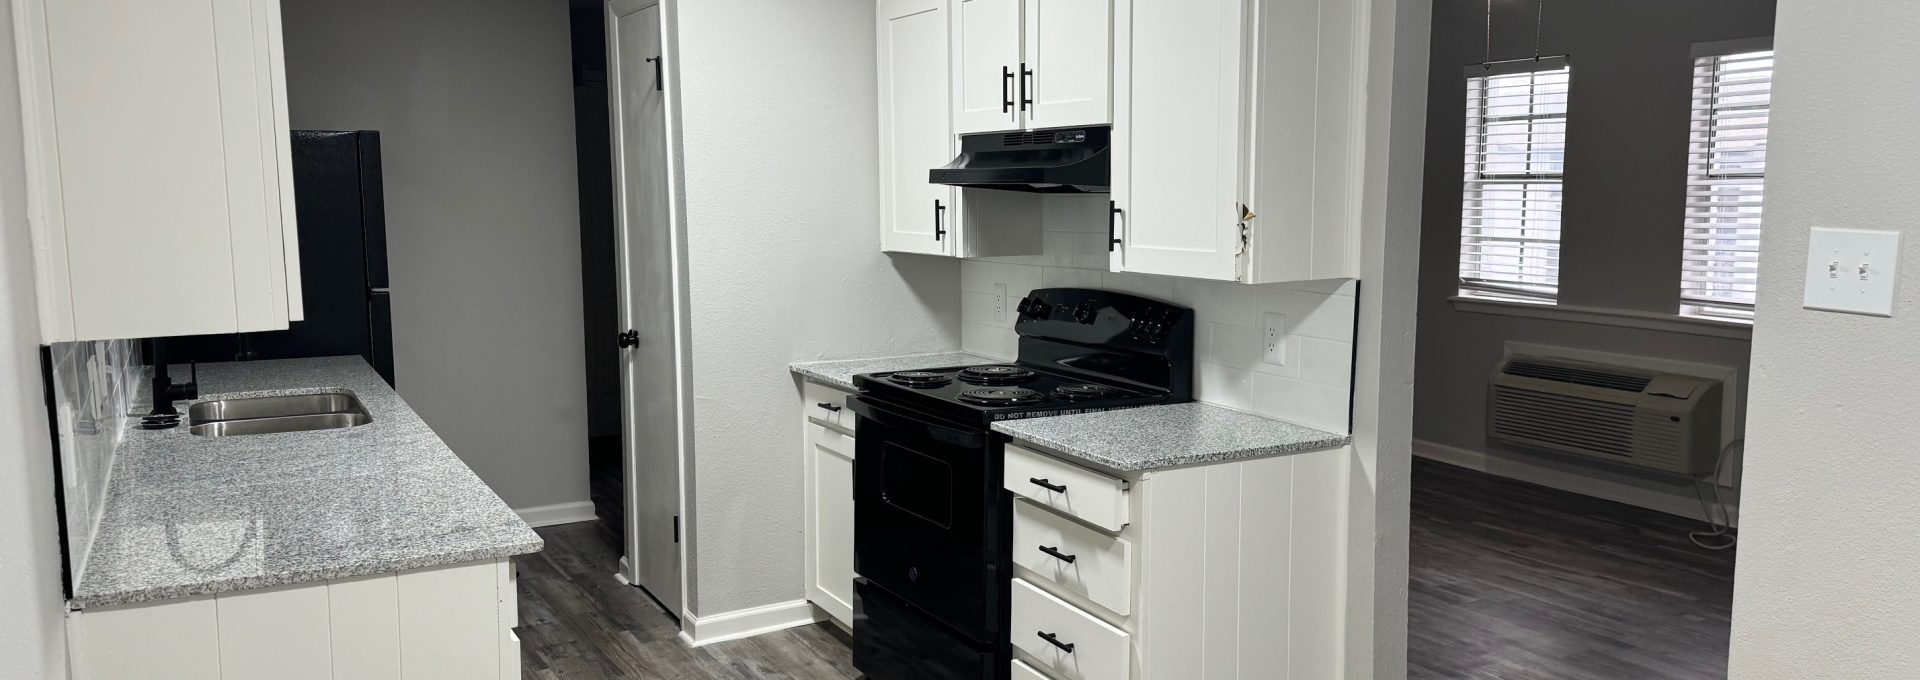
{"left": 854, "top": 363, "right": 1172, "bottom": 425}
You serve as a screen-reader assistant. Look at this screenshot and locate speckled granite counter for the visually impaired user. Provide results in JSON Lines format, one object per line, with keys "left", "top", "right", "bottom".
{"left": 72, "top": 357, "right": 542, "bottom": 609}
{"left": 992, "top": 402, "right": 1351, "bottom": 473}
{"left": 790, "top": 351, "right": 1001, "bottom": 391}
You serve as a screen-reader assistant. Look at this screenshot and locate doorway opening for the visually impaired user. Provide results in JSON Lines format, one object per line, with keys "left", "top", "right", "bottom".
{"left": 570, "top": 0, "right": 624, "bottom": 538}
{"left": 1406, "top": 1, "right": 1773, "bottom": 677}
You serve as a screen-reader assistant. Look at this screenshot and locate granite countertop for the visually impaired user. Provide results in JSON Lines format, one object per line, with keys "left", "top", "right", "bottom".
{"left": 992, "top": 402, "right": 1352, "bottom": 473}
{"left": 72, "top": 356, "right": 542, "bottom": 609}
{"left": 790, "top": 351, "right": 1001, "bottom": 391}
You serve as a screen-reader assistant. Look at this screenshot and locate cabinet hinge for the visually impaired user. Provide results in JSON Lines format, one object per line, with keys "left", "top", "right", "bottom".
{"left": 673, "top": 515, "right": 680, "bottom": 544}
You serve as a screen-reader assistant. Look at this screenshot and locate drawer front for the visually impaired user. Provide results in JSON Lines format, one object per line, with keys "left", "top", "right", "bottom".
{"left": 1004, "top": 444, "right": 1129, "bottom": 531}
{"left": 803, "top": 380, "right": 855, "bottom": 431}
{"left": 812, "top": 422, "right": 855, "bottom": 460}
{"left": 1011, "top": 578, "right": 1130, "bottom": 680}
{"left": 1011, "top": 659, "right": 1050, "bottom": 680}
{"left": 1012, "top": 499, "right": 1133, "bottom": 616}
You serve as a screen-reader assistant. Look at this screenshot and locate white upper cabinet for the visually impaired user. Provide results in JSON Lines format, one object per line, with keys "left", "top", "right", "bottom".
{"left": 1111, "top": 0, "right": 1365, "bottom": 284}
{"left": 16, "top": 0, "right": 302, "bottom": 342}
{"left": 878, "top": 0, "right": 958, "bottom": 256}
{"left": 1021, "top": 0, "right": 1112, "bottom": 129}
{"left": 953, "top": 0, "right": 1111, "bottom": 134}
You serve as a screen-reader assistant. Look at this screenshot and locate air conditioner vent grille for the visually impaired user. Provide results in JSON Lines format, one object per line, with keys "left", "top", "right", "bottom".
{"left": 1490, "top": 387, "right": 1637, "bottom": 458}
{"left": 1502, "top": 360, "right": 1652, "bottom": 393}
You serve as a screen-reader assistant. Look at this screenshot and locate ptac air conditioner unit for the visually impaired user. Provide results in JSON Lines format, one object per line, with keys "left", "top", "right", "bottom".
{"left": 1487, "top": 355, "right": 1723, "bottom": 475}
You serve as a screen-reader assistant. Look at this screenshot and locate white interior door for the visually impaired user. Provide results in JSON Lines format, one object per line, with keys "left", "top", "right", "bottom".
{"left": 952, "top": 0, "right": 1023, "bottom": 133}
{"left": 879, "top": 0, "right": 957, "bottom": 255}
{"left": 1111, "top": 0, "right": 1244, "bottom": 281}
{"left": 1023, "top": 0, "right": 1112, "bottom": 128}
{"left": 609, "top": 0, "right": 684, "bottom": 618}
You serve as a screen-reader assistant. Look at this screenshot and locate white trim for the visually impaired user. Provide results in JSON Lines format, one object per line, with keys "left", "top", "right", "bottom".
{"left": 675, "top": 600, "right": 824, "bottom": 648}
{"left": 1450, "top": 295, "right": 1754, "bottom": 340}
{"left": 513, "top": 501, "right": 598, "bottom": 528}
{"left": 1414, "top": 439, "right": 1738, "bottom": 526}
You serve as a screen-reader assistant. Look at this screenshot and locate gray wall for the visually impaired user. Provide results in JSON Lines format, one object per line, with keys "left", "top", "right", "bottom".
{"left": 0, "top": 2, "right": 68, "bottom": 674}
{"left": 1414, "top": 0, "right": 1773, "bottom": 511}
{"left": 1728, "top": 0, "right": 1920, "bottom": 673}
{"left": 673, "top": 0, "right": 962, "bottom": 615}
{"left": 281, "top": 0, "right": 590, "bottom": 510}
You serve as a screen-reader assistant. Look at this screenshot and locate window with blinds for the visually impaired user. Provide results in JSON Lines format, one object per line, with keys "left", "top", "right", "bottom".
{"left": 1680, "top": 50, "right": 1772, "bottom": 321}
{"left": 1460, "top": 60, "right": 1570, "bottom": 303}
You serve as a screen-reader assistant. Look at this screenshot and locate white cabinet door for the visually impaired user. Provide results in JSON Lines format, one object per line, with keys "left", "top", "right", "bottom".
{"left": 1111, "top": 0, "right": 1244, "bottom": 282}
{"left": 805, "top": 423, "right": 857, "bottom": 626}
{"left": 951, "top": 0, "right": 1023, "bottom": 133}
{"left": 1022, "top": 0, "right": 1111, "bottom": 128}
{"left": 20, "top": 0, "right": 299, "bottom": 342}
{"left": 879, "top": 0, "right": 958, "bottom": 255}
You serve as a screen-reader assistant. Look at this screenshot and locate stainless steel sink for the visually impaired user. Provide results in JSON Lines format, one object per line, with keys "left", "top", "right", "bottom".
{"left": 187, "top": 392, "right": 372, "bottom": 437}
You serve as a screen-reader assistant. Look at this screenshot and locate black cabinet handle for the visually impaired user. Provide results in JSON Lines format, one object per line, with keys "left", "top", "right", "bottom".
{"left": 1019, "top": 63, "right": 1033, "bottom": 111}
{"left": 1029, "top": 477, "right": 1067, "bottom": 493}
{"left": 1108, "top": 202, "right": 1123, "bottom": 252}
{"left": 1038, "top": 545, "right": 1077, "bottom": 564}
{"left": 617, "top": 330, "right": 639, "bottom": 348}
{"left": 1002, "top": 66, "right": 1014, "bottom": 113}
{"left": 815, "top": 402, "right": 842, "bottom": 413}
{"left": 645, "top": 56, "right": 662, "bottom": 91}
{"left": 1037, "top": 631, "right": 1076, "bottom": 654}
{"left": 933, "top": 200, "right": 947, "bottom": 241}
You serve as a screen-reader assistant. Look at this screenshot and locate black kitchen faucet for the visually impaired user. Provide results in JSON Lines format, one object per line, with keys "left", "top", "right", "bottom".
{"left": 143, "top": 338, "right": 198, "bottom": 429}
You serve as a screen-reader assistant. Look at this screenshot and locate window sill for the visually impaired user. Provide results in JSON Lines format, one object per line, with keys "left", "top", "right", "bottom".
{"left": 1448, "top": 295, "right": 1754, "bottom": 340}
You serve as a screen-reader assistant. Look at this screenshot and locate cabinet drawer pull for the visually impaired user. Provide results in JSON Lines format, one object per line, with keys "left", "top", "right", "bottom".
{"left": 1037, "top": 631, "right": 1076, "bottom": 654}
{"left": 1002, "top": 65, "right": 1014, "bottom": 113}
{"left": 815, "top": 402, "right": 842, "bottom": 412}
{"left": 1028, "top": 477, "right": 1067, "bottom": 493}
{"left": 1038, "top": 545, "right": 1076, "bottom": 564}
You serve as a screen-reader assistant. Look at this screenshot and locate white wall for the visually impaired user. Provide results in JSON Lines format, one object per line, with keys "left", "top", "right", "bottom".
{"left": 671, "top": 0, "right": 962, "bottom": 615}
{"left": 1414, "top": 0, "right": 1774, "bottom": 515}
{"left": 962, "top": 196, "right": 1358, "bottom": 433}
{"left": 0, "top": 2, "right": 69, "bottom": 674}
{"left": 280, "top": 0, "right": 590, "bottom": 510}
{"left": 1727, "top": 0, "right": 1920, "bottom": 674}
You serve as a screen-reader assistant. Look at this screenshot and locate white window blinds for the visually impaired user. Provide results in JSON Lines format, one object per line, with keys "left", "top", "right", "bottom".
{"left": 1681, "top": 50, "right": 1773, "bottom": 321}
{"left": 1460, "top": 60, "right": 1570, "bottom": 302}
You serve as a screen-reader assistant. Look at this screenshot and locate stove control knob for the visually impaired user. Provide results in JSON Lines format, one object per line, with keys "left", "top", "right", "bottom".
{"left": 1073, "top": 303, "right": 1096, "bottom": 324}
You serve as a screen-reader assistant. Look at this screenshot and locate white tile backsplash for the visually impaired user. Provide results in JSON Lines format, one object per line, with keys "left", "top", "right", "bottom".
{"left": 48, "top": 338, "right": 141, "bottom": 583}
{"left": 961, "top": 194, "right": 1357, "bottom": 432}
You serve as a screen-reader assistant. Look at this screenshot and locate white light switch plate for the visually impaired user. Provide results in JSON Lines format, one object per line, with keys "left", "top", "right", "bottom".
{"left": 1803, "top": 227, "right": 1901, "bottom": 317}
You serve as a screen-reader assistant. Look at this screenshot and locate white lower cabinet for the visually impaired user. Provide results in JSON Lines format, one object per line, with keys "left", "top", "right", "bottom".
{"left": 66, "top": 558, "right": 519, "bottom": 680}
{"left": 803, "top": 382, "right": 859, "bottom": 628}
{"left": 1005, "top": 443, "right": 1350, "bottom": 679}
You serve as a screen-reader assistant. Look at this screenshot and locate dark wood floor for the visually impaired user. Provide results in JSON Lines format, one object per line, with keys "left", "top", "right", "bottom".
{"left": 516, "top": 521, "right": 857, "bottom": 679}
{"left": 1408, "top": 458, "right": 1736, "bottom": 679}
{"left": 520, "top": 459, "right": 1735, "bottom": 679}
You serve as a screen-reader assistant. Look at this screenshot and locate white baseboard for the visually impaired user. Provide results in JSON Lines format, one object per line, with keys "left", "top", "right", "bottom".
{"left": 1414, "top": 439, "right": 1738, "bottom": 526}
{"left": 677, "top": 599, "right": 824, "bottom": 648}
{"left": 514, "top": 501, "right": 599, "bottom": 528}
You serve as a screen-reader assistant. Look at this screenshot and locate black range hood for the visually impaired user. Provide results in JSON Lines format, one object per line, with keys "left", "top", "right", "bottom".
{"left": 929, "top": 126, "right": 1109, "bottom": 194}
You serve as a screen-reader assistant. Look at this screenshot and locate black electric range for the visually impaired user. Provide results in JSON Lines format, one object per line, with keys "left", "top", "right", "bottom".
{"left": 846, "top": 288, "right": 1193, "bottom": 680}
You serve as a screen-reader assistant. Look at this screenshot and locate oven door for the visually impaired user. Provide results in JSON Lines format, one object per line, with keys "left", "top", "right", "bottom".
{"left": 849, "top": 395, "right": 1002, "bottom": 643}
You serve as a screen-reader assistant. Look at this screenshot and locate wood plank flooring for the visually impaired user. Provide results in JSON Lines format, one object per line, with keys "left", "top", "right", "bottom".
{"left": 515, "top": 521, "right": 856, "bottom": 679}
{"left": 520, "top": 458, "right": 1734, "bottom": 679}
{"left": 1408, "top": 458, "right": 1736, "bottom": 679}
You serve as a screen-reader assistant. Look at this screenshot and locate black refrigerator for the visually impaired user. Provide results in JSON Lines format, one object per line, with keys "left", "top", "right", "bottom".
{"left": 171, "top": 130, "right": 394, "bottom": 385}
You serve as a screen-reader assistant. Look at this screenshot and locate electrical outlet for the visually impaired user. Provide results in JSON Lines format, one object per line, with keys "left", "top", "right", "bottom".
{"left": 994, "top": 284, "right": 1008, "bottom": 321}
{"left": 1262, "top": 312, "right": 1287, "bottom": 366}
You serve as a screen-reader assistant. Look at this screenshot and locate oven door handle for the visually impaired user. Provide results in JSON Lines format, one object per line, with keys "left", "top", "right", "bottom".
{"left": 844, "top": 396, "right": 986, "bottom": 447}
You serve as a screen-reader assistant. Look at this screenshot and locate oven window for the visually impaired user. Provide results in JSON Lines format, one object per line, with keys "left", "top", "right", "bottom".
{"left": 879, "top": 442, "right": 953, "bottom": 529}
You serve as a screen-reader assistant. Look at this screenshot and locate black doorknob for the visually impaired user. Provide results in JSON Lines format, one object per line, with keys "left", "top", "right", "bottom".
{"left": 617, "top": 330, "right": 639, "bottom": 348}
